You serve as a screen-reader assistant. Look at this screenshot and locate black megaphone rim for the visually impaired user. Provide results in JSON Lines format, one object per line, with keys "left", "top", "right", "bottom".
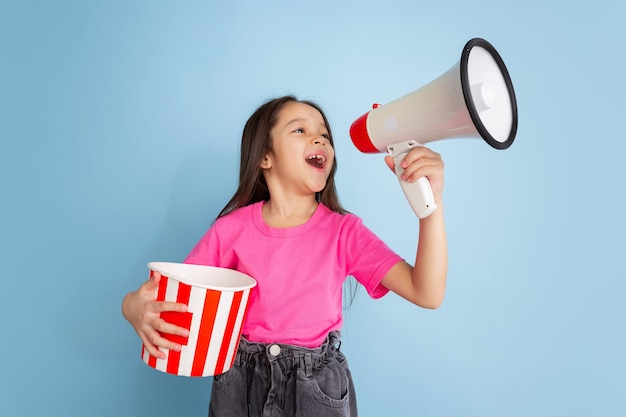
{"left": 460, "top": 38, "right": 518, "bottom": 150}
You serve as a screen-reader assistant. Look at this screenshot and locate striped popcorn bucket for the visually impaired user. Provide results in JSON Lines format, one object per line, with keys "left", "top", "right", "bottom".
{"left": 142, "top": 262, "right": 256, "bottom": 377}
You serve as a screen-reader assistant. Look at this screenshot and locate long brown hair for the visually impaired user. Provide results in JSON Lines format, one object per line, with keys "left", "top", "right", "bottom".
{"left": 216, "top": 95, "right": 347, "bottom": 219}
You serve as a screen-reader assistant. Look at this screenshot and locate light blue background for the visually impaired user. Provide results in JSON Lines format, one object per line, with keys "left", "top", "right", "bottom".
{"left": 1, "top": 1, "right": 624, "bottom": 416}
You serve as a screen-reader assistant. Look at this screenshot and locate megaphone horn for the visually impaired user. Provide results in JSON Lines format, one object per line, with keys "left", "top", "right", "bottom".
{"left": 350, "top": 38, "right": 518, "bottom": 218}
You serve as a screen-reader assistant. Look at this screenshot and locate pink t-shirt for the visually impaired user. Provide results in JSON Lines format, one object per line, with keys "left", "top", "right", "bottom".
{"left": 184, "top": 201, "right": 403, "bottom": 348}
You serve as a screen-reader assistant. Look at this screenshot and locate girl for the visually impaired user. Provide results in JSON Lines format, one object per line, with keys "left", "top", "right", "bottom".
{"left": 122, "top": 95, "right": 447, "bottom": 416}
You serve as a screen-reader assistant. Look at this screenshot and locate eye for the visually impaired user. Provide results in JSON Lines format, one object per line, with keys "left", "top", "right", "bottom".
{"left": 321, "top": 133, "right": 330, "bottom": 139}
{"left": 293, "top": 128, "right": 305, "bottom": 134}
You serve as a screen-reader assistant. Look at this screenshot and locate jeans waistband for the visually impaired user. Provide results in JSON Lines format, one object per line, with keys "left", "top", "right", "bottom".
{"left": 234, "top": 331, "right": 342, "bottom": 374}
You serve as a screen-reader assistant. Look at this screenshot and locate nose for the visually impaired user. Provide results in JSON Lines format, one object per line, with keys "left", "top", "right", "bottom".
{"left": 313, "top": 135, "right": 328, "bottom": 146}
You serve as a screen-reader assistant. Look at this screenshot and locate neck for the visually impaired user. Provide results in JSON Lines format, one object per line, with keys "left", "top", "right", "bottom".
{"left": 262, "top": 195, "right": 319, "bottom": 228}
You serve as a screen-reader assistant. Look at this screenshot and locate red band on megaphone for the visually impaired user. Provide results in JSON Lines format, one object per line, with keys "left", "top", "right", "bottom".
{"left": 350, "top": 111, "right": 380, "bottom": 153}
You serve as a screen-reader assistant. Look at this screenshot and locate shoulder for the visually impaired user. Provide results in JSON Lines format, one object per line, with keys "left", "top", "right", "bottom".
{"left": 321, "top": 206, "right": 390, "bottom": 249}
{"left": 213, "top": 202, "right": 259, "bottom": 227}
{"left": 317, "top": 204, "right": 369, "bottom": 238}
{"left": 317, "top": 204, "right": 361, "bottom": 224}
{"left": 318, "top": 203, "right": 358, "bottom": 220}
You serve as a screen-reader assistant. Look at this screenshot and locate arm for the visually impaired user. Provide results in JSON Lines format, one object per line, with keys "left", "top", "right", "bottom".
{"left": 380, "top": 147, "right": 448, "bottom": 309}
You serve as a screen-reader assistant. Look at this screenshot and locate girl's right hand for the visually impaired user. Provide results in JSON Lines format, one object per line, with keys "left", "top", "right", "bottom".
{"left": 122, "top": 272, "right": 189, "bottom": 359}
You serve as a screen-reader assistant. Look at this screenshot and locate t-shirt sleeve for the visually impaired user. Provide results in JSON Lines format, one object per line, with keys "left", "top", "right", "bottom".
{"left": 183, "top": 224, "right": 221, "bottom": 266}
{"left": 342, "top": 215, "right": 404, "bottom": 299}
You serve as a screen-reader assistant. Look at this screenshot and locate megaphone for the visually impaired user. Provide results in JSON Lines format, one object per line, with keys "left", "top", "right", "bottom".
{"left": 350, "top": 38, "right": 518, "bottom": 218}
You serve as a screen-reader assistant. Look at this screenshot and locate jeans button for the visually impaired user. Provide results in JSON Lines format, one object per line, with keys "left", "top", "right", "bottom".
{"left": 269, "top": 344, "right": 281, "bottom": 356}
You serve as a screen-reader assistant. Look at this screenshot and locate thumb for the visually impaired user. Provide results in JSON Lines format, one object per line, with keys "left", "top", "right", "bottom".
{"left": 143, "top": 270, "right": 162, "bottom": 293}
{"left": 384, "top": 155, "right": 396, "bottom": 173}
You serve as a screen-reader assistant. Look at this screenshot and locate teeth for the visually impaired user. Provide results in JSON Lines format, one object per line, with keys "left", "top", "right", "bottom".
{"left": 308, "top": 155, "right": 326, "bottom": 162}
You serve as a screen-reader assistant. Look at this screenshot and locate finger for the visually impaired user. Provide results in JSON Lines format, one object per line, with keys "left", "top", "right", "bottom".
{"left": 150, "top": 300, "right": 188, "bottom": 314}
{"left": 158, "top": 319, "right": 190, "bottom": 340}
{"left": 140, "top": 301, "right": 188, "bottom": 334}
{"left": 400, "top": 147, "right": 440, "bottom": 169}
{"left": 146, "top": 323, "right": 186, "bottom": 353}
{"left": 142, "top": 319, "right": 185, "bottom": 352}
{"left": 140, "top": 331, "right": 167, "bottom": 359}
{"left": 145, "top": 302, "right": 190, "bottom": 339}
{"left": 136, "top": 300, "right": 187, "bottom": 338}
{"left": 401, "top": 159, "right": 444, "bottom": 183}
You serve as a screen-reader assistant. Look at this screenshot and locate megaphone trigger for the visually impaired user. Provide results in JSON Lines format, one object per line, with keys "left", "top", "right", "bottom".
{"left": 387, "top": 140, "right": 438, "bottom": 219}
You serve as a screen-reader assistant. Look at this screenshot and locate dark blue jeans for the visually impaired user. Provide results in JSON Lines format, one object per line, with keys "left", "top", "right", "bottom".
{"left": 208, "top": 332, "right": 358, "bottom": 417}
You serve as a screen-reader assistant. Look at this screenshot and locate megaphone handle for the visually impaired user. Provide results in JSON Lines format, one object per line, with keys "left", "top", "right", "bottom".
{"left": 393, "top": 152, "right": 438, "bottom": 219}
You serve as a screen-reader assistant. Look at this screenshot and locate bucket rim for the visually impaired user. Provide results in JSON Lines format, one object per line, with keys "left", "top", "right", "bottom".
{"left": 147, "top": 261, "right": 257, "bottom": 292}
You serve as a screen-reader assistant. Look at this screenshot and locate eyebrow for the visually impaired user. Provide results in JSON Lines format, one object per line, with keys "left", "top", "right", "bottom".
{"left": 283, "top": 118, "right": 305, "bottom": 127}
{"left": 283, "top": 118, "right": 327, "bottom": 129}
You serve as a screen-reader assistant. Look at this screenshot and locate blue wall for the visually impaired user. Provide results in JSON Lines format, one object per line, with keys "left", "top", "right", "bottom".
{"left": 1, "top": 1, "right": 624, "bottom": 416}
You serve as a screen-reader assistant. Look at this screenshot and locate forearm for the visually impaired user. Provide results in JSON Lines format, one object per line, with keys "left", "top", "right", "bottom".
{"left": 412, "top": 201, "right": 448, "bottom": 308}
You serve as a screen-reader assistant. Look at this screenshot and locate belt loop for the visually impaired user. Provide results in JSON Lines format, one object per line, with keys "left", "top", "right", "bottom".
{"left": 304, "top": 353, "right": 313, "bottom": 377}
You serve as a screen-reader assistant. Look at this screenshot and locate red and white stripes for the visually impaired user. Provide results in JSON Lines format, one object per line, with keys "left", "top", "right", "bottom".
{"left": 142, "top": 271, "right": 253, "bottom": 377}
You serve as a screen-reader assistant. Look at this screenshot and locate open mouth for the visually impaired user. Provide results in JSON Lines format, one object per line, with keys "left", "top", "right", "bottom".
{"left": 306, "top": 154, "right": 326, "bottom": 169}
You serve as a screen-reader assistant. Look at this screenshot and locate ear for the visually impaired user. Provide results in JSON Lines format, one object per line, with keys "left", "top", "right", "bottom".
{"left": 260, "top": 153, "right": 271, "bottom": 169}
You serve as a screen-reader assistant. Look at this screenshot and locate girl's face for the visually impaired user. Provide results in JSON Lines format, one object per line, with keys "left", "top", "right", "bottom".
{"left": 262, "top": 101, "right": 335, "bottom": 197}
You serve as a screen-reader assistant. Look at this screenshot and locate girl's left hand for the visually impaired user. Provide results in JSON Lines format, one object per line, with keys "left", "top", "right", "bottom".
{"left": 384, "top": 146, "right": 444, "bottom": 202}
